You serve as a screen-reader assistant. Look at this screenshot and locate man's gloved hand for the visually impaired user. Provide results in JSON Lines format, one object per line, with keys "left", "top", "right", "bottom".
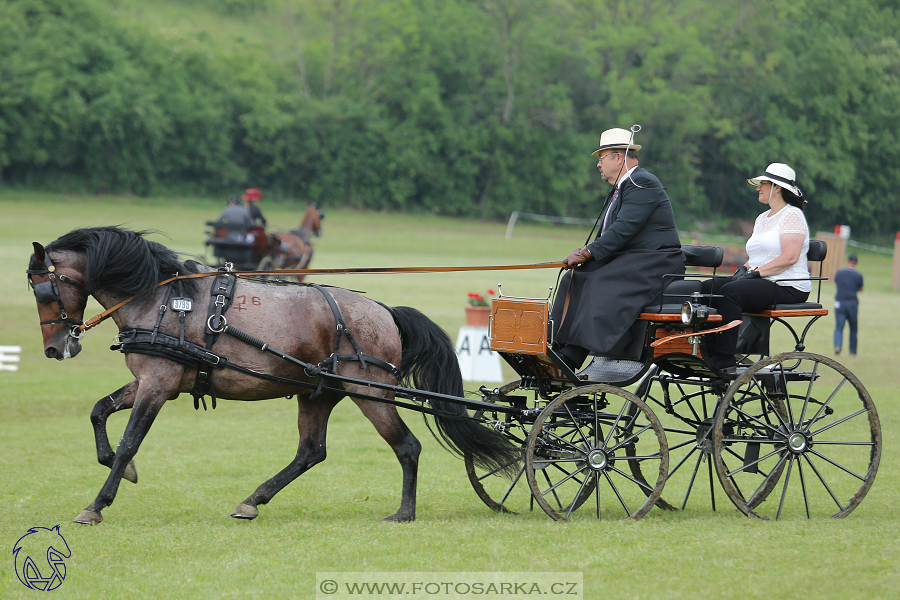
{"left": 734, "top": 267, "right": 761, "bottom": 281}
{"left": 564, "top": 248, "right": 592, "bottom": 268}
{"left": 731, "top": 265, "right": 748, "bottom": 281}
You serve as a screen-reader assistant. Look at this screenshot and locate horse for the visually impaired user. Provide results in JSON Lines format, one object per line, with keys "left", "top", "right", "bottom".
{"left": 262, "top": 204, "right": 324, "bottom": 281}
{"left": 27, "top": 226, "right": 518, "bottom": 525}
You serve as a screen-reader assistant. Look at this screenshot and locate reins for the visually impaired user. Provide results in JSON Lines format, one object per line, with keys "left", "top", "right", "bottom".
{"left": 75, "top": 261, "right": 567, "bottom": 335}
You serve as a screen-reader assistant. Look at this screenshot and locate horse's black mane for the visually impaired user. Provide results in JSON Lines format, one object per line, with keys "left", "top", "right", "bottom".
{"left": 38, "top": 226, "right": 202, "bottom": 297}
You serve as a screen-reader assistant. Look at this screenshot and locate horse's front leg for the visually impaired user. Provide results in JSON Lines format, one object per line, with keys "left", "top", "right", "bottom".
{"left": 91, "top": 380, "right": 139, "bottom": 483}
{"left": 74, "top": 384, "right": 169, "bottom": 525}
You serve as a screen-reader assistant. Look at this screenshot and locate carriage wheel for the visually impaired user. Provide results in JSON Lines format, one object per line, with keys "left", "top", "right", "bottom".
{"left": 465, "top": 381, "right": 595, "bottom": 515}
{"left": 464, "top": 382, "right": 530, "bottom": 514}
{"left": 256, "top": 255, "right": 278, "bottom": 280}
{"left": 626, "top": 367, "right": 780, "bottom": 512}
{"left": 713, "top": 352, "right": 881, "bottom": 519}
{"left": 525, "top": 384, "right": 668, "bottom": 521}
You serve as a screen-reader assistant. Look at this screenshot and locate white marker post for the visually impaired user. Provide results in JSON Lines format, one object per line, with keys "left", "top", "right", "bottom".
{"left": 0, "top": 346, "right": 22, "bottom": 372}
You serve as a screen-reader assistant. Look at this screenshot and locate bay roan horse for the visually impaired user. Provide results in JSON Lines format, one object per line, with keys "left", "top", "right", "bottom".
{"left": 264, "top": 204, "right": 323, "bottom": 281}
{"left": 27, "top": 226, "right": 518, "bottom": 525}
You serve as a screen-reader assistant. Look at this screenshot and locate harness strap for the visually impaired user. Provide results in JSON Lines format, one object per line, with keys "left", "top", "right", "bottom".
{"left": 192, "top": 272, "right": 237, "bottom": 410}
{"left": 308, "top": 283, "right": 368, "bottom": 373}
{"left": 113, "top": 327, "right": 400, "bottom": 404}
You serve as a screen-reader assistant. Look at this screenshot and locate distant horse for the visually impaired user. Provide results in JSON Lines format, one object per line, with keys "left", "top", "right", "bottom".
{"left": 27, "top": 226, "right": 517, "bottom": 525}
{"left": 261, "top": 204, "right": 324, "bottom": 281}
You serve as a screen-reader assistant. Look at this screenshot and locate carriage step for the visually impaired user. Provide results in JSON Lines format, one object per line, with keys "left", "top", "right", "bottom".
{"left": 577, "top": 356, "right": 645, "bottom": 384}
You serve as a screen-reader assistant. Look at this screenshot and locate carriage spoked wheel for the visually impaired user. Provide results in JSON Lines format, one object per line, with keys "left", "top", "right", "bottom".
{"left": 256, "top": 255, "right": 278, "bottom": 280}
{"left": 524, "top": 384, "right": 668, "bottom": 521}
{"left": 465, "top": 381, "right": 596, "bottom": 515}
{"left": 625, "top": 367, "right": 779, "bottom": 513}
{"left": 464, "top": 382, "right": 530, "bottom": 514}
{"left": 712, "top": 352, "right": 881, "bottom": 519}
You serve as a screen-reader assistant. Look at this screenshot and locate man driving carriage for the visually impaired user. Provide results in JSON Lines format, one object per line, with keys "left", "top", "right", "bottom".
{"left": 242, "top": 188, "right": 267, "bottom": 227}
{"left": 551, "top": 127, "right": 684, "bottom": 370}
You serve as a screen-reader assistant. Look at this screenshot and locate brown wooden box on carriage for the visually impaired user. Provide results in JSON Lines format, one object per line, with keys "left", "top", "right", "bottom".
{"left": 490, "top": 297, "right": 549, "bottom": 355}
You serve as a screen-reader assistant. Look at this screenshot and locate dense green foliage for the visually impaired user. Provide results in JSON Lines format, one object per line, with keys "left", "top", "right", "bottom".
{"left": 1, "top": 0, "right": 898, "bottom": 236}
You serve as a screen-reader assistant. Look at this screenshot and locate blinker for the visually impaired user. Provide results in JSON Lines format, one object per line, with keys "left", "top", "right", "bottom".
{"left": 33, "top": 280, "right": 59, "bottom": 304}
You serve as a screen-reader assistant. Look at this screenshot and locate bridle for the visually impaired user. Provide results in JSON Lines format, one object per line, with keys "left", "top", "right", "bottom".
{"left": 26, "top": 252, "right": 88, "bottom": 339}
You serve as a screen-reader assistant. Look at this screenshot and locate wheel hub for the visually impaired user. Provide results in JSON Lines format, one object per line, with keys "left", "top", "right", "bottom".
{"left": 787, "top": 431, "right": 809, "bottom": 454}
{"left": 587, "top": 448, "right": 609, "bottom": 470}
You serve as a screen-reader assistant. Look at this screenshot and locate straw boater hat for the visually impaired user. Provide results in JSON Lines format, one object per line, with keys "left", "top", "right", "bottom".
{"left": 591, "top": 128, "right": 641, "bottom": 157}
{"left": 747, "top": 163, "right": 802, "bottom": 197}
{"left": 242, "top": 188, "right": 263, "bottom": 202}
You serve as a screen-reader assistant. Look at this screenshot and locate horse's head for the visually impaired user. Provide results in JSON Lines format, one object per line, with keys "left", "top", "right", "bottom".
{"left": 301, "top": 204, "right": 324, "bottom": 237}
{"left": 27, "top": 242, "right": 88, "bottom": 360}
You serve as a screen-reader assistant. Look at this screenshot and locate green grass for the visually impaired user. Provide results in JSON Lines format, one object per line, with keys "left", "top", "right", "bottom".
{"left": 1, "top": 190, "right": 898, "bottom": 599}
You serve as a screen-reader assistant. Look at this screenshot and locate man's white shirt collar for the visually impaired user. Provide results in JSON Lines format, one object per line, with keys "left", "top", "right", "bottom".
{"left": 616, "top": 165, "right": 639, "bottom": 189}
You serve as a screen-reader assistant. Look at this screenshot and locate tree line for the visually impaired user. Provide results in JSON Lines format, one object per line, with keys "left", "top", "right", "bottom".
{"left": 1, "top": 0, "right": 898, "bottom": 238}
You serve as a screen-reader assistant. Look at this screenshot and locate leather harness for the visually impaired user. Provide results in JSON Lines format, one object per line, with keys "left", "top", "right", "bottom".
{"left": 112, "top": 277, "right": 399, "bottom": 409}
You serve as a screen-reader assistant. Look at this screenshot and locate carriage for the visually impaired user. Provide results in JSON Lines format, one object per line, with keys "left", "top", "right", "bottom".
{"left": 204, "top": 204, "right": 324, "bottom": 276}
{"left": 466, "top": 240, "right": 880, "bottom": 520}
{"left": 26, "top": 228, "right": 880, "bottom": 524}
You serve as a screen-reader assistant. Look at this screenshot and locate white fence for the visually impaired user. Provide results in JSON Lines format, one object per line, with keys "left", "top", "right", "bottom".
{"left": 0, "top": 345, "right": 22, "bottom": 372}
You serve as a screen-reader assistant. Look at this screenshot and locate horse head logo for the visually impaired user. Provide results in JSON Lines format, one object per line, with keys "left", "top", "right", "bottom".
{"left": 12, "top": 525, "right": 71, "bottom": 591}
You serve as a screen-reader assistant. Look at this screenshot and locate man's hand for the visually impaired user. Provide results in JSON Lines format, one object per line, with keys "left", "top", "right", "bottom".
{"left": 564, "top": 247, "right": 592, "bottom": 268}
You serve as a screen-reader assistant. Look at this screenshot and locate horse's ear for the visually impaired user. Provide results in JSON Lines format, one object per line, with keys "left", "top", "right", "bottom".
{"left": 33, "top": 242, "right": 46, "bottom": 263}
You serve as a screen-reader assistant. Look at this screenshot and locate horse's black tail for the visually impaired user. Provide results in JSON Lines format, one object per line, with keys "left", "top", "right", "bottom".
{"left": 388, "top": 306, "right": 521, "bottom": 479}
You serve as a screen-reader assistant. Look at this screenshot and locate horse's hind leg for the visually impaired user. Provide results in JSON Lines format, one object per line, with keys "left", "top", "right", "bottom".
{"left": 232, "top": 394, "right": 341, "bottom": 520}
{"left": 91, "top": 380, "right": 139, "bottom": 484}
{"left": 353, "top": 399, "right": 421, "bottom": 523}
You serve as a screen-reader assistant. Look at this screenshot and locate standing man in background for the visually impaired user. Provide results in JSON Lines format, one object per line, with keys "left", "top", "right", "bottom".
{"left": 833, "top": 253, "right": 864, "bottom": 355}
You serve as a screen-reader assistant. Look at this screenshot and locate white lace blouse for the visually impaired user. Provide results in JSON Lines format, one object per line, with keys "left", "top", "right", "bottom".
{"left": 745, "top": 205, "right": 811, "bottom": 293}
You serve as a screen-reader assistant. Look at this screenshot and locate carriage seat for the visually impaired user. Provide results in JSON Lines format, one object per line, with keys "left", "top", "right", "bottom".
{"left": 638, "top": 245, "right": 725, "bottom": 319}
{"left": 577, "top": 246, "right": 726, "bottom": 383}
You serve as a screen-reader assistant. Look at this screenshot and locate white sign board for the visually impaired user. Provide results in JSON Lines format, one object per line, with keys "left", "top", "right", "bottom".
{"left": 455, "top": 327, "right": 503, "bottom": 382}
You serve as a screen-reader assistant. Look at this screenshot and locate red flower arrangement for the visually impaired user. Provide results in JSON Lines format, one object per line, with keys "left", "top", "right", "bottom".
{"left": 467, "top": 289, "right": 496, "bottom": 307}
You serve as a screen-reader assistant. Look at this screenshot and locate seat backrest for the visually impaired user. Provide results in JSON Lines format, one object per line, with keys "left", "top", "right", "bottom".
{"left": 808, "top": 239, "right": 827, "bottom": 262}
{"left": 682, "top": 245, "right": 724, "bottom": 268}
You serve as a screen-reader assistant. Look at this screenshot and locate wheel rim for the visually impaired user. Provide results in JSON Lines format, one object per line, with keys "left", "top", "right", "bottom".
{"left": 713, "top": 352, "right": 881, "bottom": 519}
{"left": 525, "top": 384, "right": 668, "bottom": 521}
{"left": 465, "top": 381, "right": 531, "bottom": 514}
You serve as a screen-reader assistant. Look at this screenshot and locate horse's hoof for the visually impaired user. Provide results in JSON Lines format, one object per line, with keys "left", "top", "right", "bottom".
{"left": 73, "top": 510, "right": 102, "bottom": 525}
{"left": 123, "top": 459, "right": 138, "bottom": 484}
{"left": 383, "top": 512, "right": 415, "bottom": 523}
{"left": 231, "top": 504, "right": 259, "bottom": 520}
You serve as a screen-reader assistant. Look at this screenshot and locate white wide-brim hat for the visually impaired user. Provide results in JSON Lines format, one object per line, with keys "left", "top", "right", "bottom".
{"left": 747, "top": 163, "right": 802, "bottom": 196}
{"left": 591, "top": 127, "right": 641, "bottom": 156}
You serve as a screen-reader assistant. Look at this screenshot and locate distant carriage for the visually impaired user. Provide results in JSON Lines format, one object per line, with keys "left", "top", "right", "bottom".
{"left": 258, "top": 204, "right": 324, "bottom": 281}
{"left": 205, "top": 204, "right": 323, "bottom": 275}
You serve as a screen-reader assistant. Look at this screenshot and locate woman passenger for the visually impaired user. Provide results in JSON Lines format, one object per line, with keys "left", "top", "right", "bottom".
{"left": 703, "top": 163, "right": 811, "bottom": 373}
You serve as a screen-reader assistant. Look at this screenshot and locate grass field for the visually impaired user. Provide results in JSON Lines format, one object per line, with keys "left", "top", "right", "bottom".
{"left": 1, "top": 190, "right": 898, "bottom": 599}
